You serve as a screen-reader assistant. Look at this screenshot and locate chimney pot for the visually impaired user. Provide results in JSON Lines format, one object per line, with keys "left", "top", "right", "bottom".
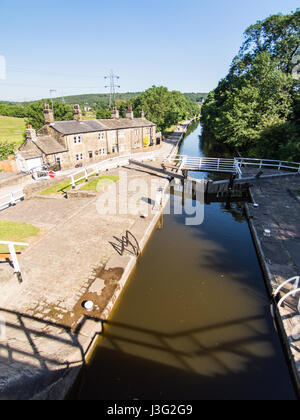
{"left": 44, "top": 102, "right": 54, "bottom": 124}
{"left": 111, "top": 107, "right": 120, "bottom": 119}
{"left": 73, "top": 104, "right": 83, "bottom": 122}
{"left": 126, "top": 106, "right": 134, "bottom": 119}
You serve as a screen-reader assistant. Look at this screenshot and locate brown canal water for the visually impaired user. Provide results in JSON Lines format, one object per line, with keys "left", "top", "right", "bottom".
{"left": 73, "top": 123, "right": 296, "bottom": 400}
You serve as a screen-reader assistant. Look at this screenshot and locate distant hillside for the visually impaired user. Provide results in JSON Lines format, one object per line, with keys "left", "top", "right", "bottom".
{"left": 20, "top": 91, "right": 208, "bottom": 107}
{"left": 184, "top": 92, "right": 209, "bottom": 102}
{"left": 44, "top": 92, "right": 142, "bottom": 106}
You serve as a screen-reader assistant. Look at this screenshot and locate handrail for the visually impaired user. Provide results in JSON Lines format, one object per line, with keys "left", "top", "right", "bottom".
{"left": 68, "top": 151, "right": 157, "bottom": 189}
{"left": 274, "top": 276, "right": 300, "bottom": 313}
{"left": 274, "top": 276, "right": 300, "bottom": 298}
{"left": 0, "top": 240, "right": 28, "bottom": 275}
{"left": 277, "top": 288, "right": 300, "bottom": 311}
{"left": 0, "top": 189, "right": 24, "bottom": 210}
{"left": 236, "top": 157, "right": 300, "bottom": 173}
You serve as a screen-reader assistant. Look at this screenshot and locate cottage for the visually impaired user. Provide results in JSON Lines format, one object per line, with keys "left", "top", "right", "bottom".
{"left": 16, "top": 103, "right": 157, "bottom": 172}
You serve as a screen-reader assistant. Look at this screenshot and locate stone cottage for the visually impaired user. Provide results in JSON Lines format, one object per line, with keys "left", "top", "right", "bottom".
{"left": 16, "top": 103, "right": 157, "bottom": 172}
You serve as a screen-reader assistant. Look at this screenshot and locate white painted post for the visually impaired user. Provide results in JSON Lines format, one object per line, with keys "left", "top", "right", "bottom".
{"left": 71, "top": 175, "right": 76, "bottom": 189}
{"left": 10, "top": 192, "right": 16, "bottom": 206}
{"left": 84, "top": 169, "right": 88, "bottom": 182}
{"left": 8, "top": 243, "right": 21, "bottom": 273}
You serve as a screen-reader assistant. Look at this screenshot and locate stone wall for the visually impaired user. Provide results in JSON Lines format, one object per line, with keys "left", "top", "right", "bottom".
{"left": 0, "top": 159, "right": 18, "bottom": 173}
{"left": 24, "top": 175, "right": 70, "bottom": 198}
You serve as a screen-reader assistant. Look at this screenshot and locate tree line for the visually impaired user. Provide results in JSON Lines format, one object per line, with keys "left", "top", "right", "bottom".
{"left": 201, "top": 9, "right": 300, "bottom": 161}
{"left": 18, "top": 86, "right": 200, "bottom": 133}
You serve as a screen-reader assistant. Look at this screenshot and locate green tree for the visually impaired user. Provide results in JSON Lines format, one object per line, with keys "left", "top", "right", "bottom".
{"left": 25, "top": 101, "right": 73, "bottom": 130}
{"left": 201, "top": 9, "right": 300, "bottom": 161}
{"left": 132, "top": 86, "right": 199, "bottom": 132}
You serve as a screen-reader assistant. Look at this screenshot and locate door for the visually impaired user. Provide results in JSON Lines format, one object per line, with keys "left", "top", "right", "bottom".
{"left": 26, "top": 157, "right": 43, "bottom": 172}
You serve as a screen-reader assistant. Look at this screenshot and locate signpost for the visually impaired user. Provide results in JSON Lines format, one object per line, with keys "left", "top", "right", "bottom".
{"left": 49, "top": 171, "right": 55, "bottom": 178}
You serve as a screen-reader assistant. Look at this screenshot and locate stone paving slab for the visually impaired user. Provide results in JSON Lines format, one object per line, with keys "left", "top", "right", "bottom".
{"left": 244, "top": 169, "right": 300, "bottom": 394}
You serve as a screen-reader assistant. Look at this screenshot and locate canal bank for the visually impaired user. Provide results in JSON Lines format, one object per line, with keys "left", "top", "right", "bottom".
{"left": 0, "top": 126, "right": 186, "bottom": 400}
{"left": 71, "top": 122, "right": 296, "bottom": 400}
{"left": 243, "top": 171, "right": 300, "bottom": 397}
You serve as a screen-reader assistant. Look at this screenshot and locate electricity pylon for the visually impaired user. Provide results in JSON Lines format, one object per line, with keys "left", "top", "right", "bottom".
{"left": 104, "top": 70, "right": 120, "bottom": 107}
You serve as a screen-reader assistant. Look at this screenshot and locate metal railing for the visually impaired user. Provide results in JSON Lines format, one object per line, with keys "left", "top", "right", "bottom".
{"left": 0, "top": 240, "right": 28, "bottom": 274}
{"left": 68, "top": 151, "right": 156, "bottom": 189}
{"left": 236, "top": 157, "right": 300, "bottom": 173}
{"left": 0, "top": 189, "right": 24, "bottom": 211}
{"left": 167, "top": 155, "right": 240, "bottom": 174}
{"left": 274, "top": 276, "right": 300, "bottom": 312}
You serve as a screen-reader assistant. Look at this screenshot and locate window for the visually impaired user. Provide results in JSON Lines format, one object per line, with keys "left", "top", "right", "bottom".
{"left": 98, "top": 132, "right": 105, "bottom": 140}
{"left": 89, "top": 151, "right": 93, "bottom": 159}
{"left": 56, "top": 157, "right": 61, "bottom": 165}
{"left": 112, "top": 145, "right": 118, "bottom": 154}
{"left": 134, "top": 129, "right": 138, "bottom": 136}
{"left": 74, "top": 135, "right": 82, "bottom": 144}
{"left": 76, "top": 153, "right": 84, "bottom": 161}
{"left": 99, "top": 148, "right": 107, "bottom": 156}
{"left": 118, "top": 129, "right": 124, "bottom": 138}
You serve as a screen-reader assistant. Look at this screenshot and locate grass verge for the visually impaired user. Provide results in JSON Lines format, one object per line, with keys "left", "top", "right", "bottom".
{"left": 0, "top": 220, "right": 40, "bottom": 252}
{"left": 80, "top": 175, "right": 119, "bottom": 192}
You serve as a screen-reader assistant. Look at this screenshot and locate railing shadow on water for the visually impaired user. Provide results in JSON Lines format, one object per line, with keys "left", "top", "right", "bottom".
{"left": 70, "top": 309, "right": 298, "bottom": 400}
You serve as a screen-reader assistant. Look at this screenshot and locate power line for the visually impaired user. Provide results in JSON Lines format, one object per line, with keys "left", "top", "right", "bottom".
{"left": 7, "top": 65, "right": 104, "bottom": 80}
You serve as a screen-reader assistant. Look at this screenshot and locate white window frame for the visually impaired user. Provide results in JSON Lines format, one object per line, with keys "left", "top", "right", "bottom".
{"left": 89, "top": 151, "right": 94, "bottom": 159}
{"left": 76, "top": 153, "right": 84, "bottom": 161}
{"left": 118, "top": 129, "right": 125, "bottom": 138}
{"left": 74, "top": 135, "right": 82, "bottom": 144}
{"left": 98, "top": 132, "right": 105, "bottom": 140}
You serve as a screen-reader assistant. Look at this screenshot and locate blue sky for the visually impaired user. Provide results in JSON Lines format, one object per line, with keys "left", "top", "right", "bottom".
{"left": 0, "top": 0, "right": 299, "bottom": 101}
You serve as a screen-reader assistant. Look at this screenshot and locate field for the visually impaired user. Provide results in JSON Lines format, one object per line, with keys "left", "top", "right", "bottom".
{"left": 0, "top": 115, "right": 26, "bottom": 145}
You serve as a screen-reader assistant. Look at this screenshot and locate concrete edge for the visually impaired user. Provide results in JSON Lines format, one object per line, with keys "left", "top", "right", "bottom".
{"left": 245, "top": 191, "right": 300, "bottom": 398}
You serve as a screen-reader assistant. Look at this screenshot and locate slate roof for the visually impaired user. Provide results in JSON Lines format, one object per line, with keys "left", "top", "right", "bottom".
{"left": 50, "top": 118, "right": 155, "bottom": 135}
{"left": 33, "top": 136, "right": 67, "bottom": 155}
{"left": 19, "top": 140, "right": 42, "bottom": 160}
{"left": 18, "top": 136, "right": 67, "bottom": 159}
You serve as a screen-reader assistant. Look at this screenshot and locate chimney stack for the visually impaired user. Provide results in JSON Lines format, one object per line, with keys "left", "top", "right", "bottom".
{"left": 26, "top": 124, "right": 37, "bottom": 141}
{"left": 73, "top": 104, "right": 82, "bottom": 122}
{"left": 44, "top": 102, "right": 54, "bottom": 124}
{"left": 141, "top": 109, "right": 145, "bottom": 119}
{"left": 126, "top": 106, "right": 134, "bottom": 119}
{"left": 111, "top": 107, "right": 119, "bottom": 119}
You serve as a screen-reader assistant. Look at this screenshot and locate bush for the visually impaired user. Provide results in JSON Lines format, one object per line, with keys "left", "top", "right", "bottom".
{"left": 0, "top": 140, "right": 16, "bottom": 160}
